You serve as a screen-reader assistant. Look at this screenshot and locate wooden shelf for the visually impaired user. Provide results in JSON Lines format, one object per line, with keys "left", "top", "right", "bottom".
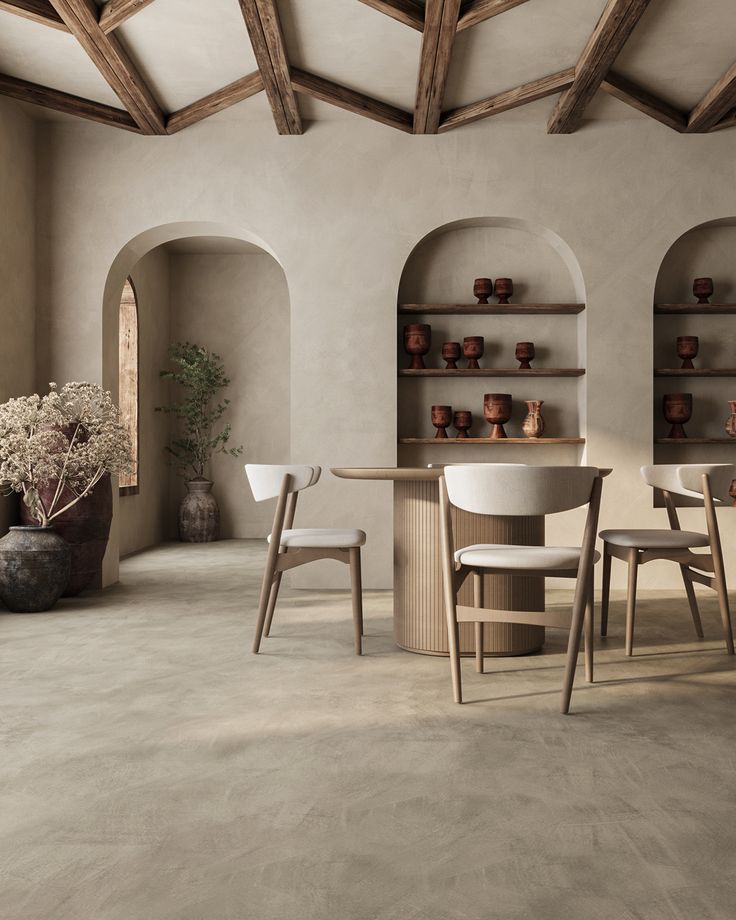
{"left": 399, "top": 437, "right": 585, "bottom": 445}
{"left": 399, "top": 368, "right": 585, "bottom": 378}
{"left": 398, "top": 303, "right": 585, "bottom": 316}
{"left": 654, "top": 368, "right": 736, "bottom": 377}
{"left": 654, "top": 438, "right": 736, "bottom": 445}
{"left": 654, "top": 304, "right": 736, "bottom": 315}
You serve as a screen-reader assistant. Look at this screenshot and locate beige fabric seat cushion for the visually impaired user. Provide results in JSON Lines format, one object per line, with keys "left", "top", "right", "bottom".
{"left": 269, "top": 528, "right": 366, "bottom": 548}
{"left": 600, "top": 529, "right": 709, "bottom": 550}
{"left": 455, "top": 544, "right": 598, "bottom": 571}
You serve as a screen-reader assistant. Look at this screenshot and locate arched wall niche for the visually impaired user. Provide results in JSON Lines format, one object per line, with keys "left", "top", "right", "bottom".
{"left": 101, "top": 221, "right": 290, "bottom": 585}
{"left": 396, "top": 216, "right": 587, "bottom": 473}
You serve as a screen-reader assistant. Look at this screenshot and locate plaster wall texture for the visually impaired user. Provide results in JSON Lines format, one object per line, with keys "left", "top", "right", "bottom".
{"left": 0, "top": 99, "right": 35, "bottom": 534}
{"left": 31, "top": 112, "right": 736, "bottom": 590}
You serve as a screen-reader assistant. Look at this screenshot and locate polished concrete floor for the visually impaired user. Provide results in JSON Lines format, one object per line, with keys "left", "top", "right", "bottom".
{"left": 2, "top": 540, "right": 736, "bottom": 920}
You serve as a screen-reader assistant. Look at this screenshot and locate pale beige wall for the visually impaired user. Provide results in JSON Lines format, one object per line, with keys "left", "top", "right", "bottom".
{"left": 0, "top": 99, "right": 36, "bottom": 534}
{"left": 167, "top": 252, "right": 290, "bottom": 537}
{"left": 118, "top": 247, "right": 172, "bottom": 556}
{"left": 31, "top": 114, "right": 736, "bottom": 589}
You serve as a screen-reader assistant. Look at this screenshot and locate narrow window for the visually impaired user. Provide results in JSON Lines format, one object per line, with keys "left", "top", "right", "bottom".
{"left": 119, "top": 278, "right": 139, "bottom": 494}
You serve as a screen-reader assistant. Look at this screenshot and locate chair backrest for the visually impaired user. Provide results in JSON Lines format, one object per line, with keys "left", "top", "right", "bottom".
{"left": 444, "top": 464, "right": 599, "bottom": 516}
{"left": 641, "top": 464, "right": 734, "bottom": 504}
{"left": 245, "top": 464, "right": 321, "bottom": 502}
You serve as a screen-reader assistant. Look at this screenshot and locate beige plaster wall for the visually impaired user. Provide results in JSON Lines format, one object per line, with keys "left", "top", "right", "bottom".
{"left": 118, "top": 247, "right": 171, "bottom": 557}
{"left": 0, "top": 99, "right": 36, "bottom": 534}
{"left": 32, "top": 112, "right": 736, "bottom": 590}
{"left": 167, "top": 252, "right": 290, "bottom": 537}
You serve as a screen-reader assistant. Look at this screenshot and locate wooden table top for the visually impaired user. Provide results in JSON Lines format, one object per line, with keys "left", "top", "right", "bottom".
{"left": 331, "top": 467, "right": 442, "bottom": 481}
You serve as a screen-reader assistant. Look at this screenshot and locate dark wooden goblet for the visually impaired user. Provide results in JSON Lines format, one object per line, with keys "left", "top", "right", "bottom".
{"left": 463, "top": 336, "right": 484, "bottom": 369}
{"left": 663, "top": 393, "right": 692, "bottom": 439}
{"left": 483, "top": 393, "right": 512, "bottom": 439}
{"left": 453, "top": 410, "right": 472, "bottom": 439}
{"left": 442, "top": 341, "right": 461, "bottom": 369}
{"left": 515, "top": 341, "right": 535, "bottom": 369}
{"left": 495, "top": 278, "right": 514, "bottom": 304}
{"left": 431, "top": 405, "right": 452, "bottom": 439}
{"left": 693, "top": 277, "right": 714, "bottom": 304}
{"left": 677, "top": 336, "right": 698, "bottom": 369}
{"left": 473, "top": 278, "right": 493, "bottom": 304}
{"left": 404, "top": 323, "right": 431, "bottom": 370}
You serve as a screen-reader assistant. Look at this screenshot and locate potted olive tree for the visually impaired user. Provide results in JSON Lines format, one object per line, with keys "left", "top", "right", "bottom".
{"left": 157, "top": 343, "right": 242, "bottom": 543}
{"left": 0, "top": 382, "right": 131, "bottom": 611}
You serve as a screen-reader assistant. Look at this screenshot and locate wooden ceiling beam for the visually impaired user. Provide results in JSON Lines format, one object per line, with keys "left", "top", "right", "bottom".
{"left": 357, "top": 0, "right": 424, "bottom": 32}
{"left": 0, "top": 71, "right": 140, "bottom": 131}
{"left": 98, "top": 0, "right": 157, "bottom": 34}
{"left": 457, "top": 0, "right": 530, "bottom": 32}
{"left": 166, "top": 72, "right": 264, "bottom": 134}
{"left": 48, "top": 0, "right": 165, "bottom": 134}
{"left": 440, "top": 67, "right": 575, "bottom": 132}
{"left": 711, "top": 110, "right": 736, "bottom": 133}
{"left": 687, "top": 62, "right": 736, "bottom": 133}
{"left": 548, "top": 0, "right": 652, "bottom": 134}
{"left": 601, "top": 71, "right": 686, "bottom": 132}
{"left": 414, "top": 0, "right": 462, "bottom": 134}
{"left": 237, "top": 0, "right": 301, "bottom": 135}
{"left": 291, "top": 68, "right": 412, "bottom": 133}
{"left": 0, "top": 0, "right": 68, "bottom": 30}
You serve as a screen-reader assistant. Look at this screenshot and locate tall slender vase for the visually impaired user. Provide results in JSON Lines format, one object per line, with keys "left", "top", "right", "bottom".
{"left": 725, "top": 400, "right": 736, "bottom": 438}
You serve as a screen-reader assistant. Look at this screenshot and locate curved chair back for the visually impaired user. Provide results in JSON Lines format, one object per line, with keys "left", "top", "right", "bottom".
{"left": 641, "top": 464, "right": 734, "bottom": 503}
{"left": 245, "top": 464, "right": 321, "bottom": 502}
{"left": 444, "top": 465, "right": 599, "bottom": 516}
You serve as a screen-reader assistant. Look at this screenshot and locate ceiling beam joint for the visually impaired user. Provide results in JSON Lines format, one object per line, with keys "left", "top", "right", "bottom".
{"left": 414, "top": 0, "right": 462, "bottom": 134}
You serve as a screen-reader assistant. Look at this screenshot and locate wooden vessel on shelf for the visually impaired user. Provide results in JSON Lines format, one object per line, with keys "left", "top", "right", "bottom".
{"left": 399, "top": 367, "right": 585, "bottom": 377}
{"left": 398, "top": 437, "right": 585, "bottom": 445}
{"left": 399, "top": 303, "right": 585, "bottom": 315}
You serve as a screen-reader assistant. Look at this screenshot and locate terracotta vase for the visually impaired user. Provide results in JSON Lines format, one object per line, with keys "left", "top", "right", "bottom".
{"left": 403, "top": 323, "right": 431, "bottom": 370}
{"left": 663, "top": 393, "right": 692, "bottom": 439}
{"left": 20, "top": 474, "right": 112, "bottom": 596}
{"left": 693, "top": 277, "right": 714, "bottom": 304}
{"left": 442, "top": 342, "right": 461, "bottom": 369}
{"left": 495, "top": 278, "right": 513, "bottom": 304}
{"left": 0, "top": 526, "right": 71, "bottom": 612}
{"left": 453, "top": 410, "right": 472, "bottom": 439}
{"left": 483, "top": 393, "right": 512, "bottom": 439}
{"left": 515, "top": 341, "right": 535, "bottom": 369}
{"left": 431, "top": 405, "right": 452, "bottom": 439}
{"left": 677, "top": 336, "right": 698, "bottom": 369}
{"left": 179, "top": 479, "right": 220, "bottom": 542}
{"left": 522, "top": 400, "right": 545, "bottom": 438}
{"left": 725, "top": 400, "right": 736, "bottom": 438}
{"left": 473, "top": 278, "right": 493, "bottom": 304}
{"left": 463, "top": 336, "right": 484, "bottom": 369}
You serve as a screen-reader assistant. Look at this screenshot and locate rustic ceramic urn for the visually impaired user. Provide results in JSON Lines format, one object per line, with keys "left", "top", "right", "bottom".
{"left": 179, "top": 479, "right": 220, "bottom": 542}
{"left": 522, "top": 400, "right": 545, "bottom": 438}
{"left": 725, "top": 400, "right": 736, "bottom": 438}
{"left": 0, "top": 526, "right": 71, "bottom": 612}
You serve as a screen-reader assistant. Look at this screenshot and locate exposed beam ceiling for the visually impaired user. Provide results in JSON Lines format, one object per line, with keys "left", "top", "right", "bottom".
{"left": 414, "top": 0, "right": 461, "bottom": 134}
{"left": 167, "top": 72, "right": 264, "bottom": 135}
{"left": 0, "top": 0, "right": 67, "bottom": 30}
{"left": 601, "top": 71, "right": 687, "bottom": 133}
{"left": 237, "top": 0, "right": 302, "bottom": 135}
{"left": 456, "top": 0, "right": 531, "bottom": 32}
{"left": 357, "top": 0, "right": 424, "bottom": 32}
{"left": 687, "top": 62, "right": 736, "bottom": 133}
{"left": 98, "top": 0, "right": 157, "bottom": 34}
{"left": 548, "top": 0, "right": 653, "bottom": 134}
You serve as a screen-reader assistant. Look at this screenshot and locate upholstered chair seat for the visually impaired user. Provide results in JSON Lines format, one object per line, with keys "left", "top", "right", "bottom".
{"left": 269, "top": 528, "right": 366, "bottom": 548}
{"left": 455, "top": 544, "right": 600, "bottom": 571}
{"left": 600, "top": 529, "right": 709, "bottom": 550}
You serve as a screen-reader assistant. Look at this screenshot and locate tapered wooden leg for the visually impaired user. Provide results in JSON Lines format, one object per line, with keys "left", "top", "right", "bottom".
{"left": 442, "top": 568, "right": 463, "bottom": 703}
{"left": 625, "top": 551, "right": 639, "bottom": 657}
{"left": 712, "top": 563, "right": 735, "bottom": 656}
{"left": 473, "top": 570, "right": 484, "bottom": 674}
{"left": 349, "top": 548, "right": 364, "bottom": 656}
{"left": 600, "top": 546, "right": 611, "bottom": 637}
{"left": 253, "top": 551, "right": 280, "bottom": 654}
{"left": 561, "top": 575, "right": 589, "bottom": 714}
{"left": 584, "top": 576, "right": 594, "bottom": 684}
{"left": 263, "top": 572, "right": 283, "bottom": 637}
{"left": 680, "top": 565, "right": 704, "bottom": 639}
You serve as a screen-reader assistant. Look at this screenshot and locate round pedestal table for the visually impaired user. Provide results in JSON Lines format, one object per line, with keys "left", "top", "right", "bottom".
{"left": 331, "top": 468, "right": 545, "bottom": 657}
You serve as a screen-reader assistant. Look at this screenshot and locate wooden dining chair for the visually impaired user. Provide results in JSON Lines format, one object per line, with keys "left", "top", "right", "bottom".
{"left": 439, "top": 464, "right": 605, "bottom": 714}
{"left": 599, "top": 463, "right": 735, "bottom": 657}
{"left": 245, "top": 464, "right": 366, "bottom": 655}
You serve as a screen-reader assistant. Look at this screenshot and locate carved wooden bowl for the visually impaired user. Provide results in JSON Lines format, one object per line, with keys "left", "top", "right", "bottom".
{"left": 495, "top": 278, "right": 514, "bottom": 304}
{"left": 483, "top": 393, "right": 512, "bottom": 439}
{"left": 404, "top": 323, "right": 431, "bottom": 370}
{"left": 663, "top": 392, "right": 692, "bottom": 439}
{"left": 442, "top": 341, "right": 461, "bottom": 369}
{"left": 693, "top": 277, "right": 714, "bottom": 304}
{"left": 453, "top": 410, "right": 472, "bottom": 439}
{"left": 473, "top": 278, "right": 493, "bottom": 304}
{"left": 463, "top": 336, "right": 484, "bottom": 369}
{"left": 676, "top": 336, "right": 699, "bottom": 369}
{"left": 515, "top": 341, "right": 535, "bottom": 369}
{"left": 431, "top": 405, "right": 452, "bottom": 439}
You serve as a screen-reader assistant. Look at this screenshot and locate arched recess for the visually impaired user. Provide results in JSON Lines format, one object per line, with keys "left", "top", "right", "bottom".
{"left": 396, "top": 216, "right": 587, "bottom": 469}
{"left": 102, "top": 221, "right": 290, "bottom": 583}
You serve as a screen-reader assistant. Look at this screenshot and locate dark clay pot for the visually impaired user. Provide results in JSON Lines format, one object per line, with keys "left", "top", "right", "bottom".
{"left": 0, "top": 526, "right": 71, "bottom": 612}
{"left": 179, "top": 479, "right": 220, "bottom": 543}
{"left": 20, "top": 475, "right": 112, "bottom": 596}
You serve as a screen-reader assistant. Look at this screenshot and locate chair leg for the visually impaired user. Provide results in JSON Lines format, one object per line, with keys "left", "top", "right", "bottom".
{"left": 561, "top": 570, "right": 591, "bottom": 714}
{"left": 263, "top": 572, "right": 283, "bottom": 637}
{"left": 473, "top": 570, "right": 484, "bottom": 674}
{"left": 680, "top": 565, "right": 704, "bottom": 639}
{"left": 584, "top": 576, "right": 594, "bottom": 683}
{"left": 625, "top": 550, "right": 639, "bottom": 657}
{"left": 600, "top": 546, "right": 611, "bottom": 637}
{"left": 253, "top": 551, "right": 280, "bottom": 654}
{"left": 712, "top": 562, "right": 735, "bottom": 656}
{"left": 349, "top": 548, "right": 364, "bottom": 656}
